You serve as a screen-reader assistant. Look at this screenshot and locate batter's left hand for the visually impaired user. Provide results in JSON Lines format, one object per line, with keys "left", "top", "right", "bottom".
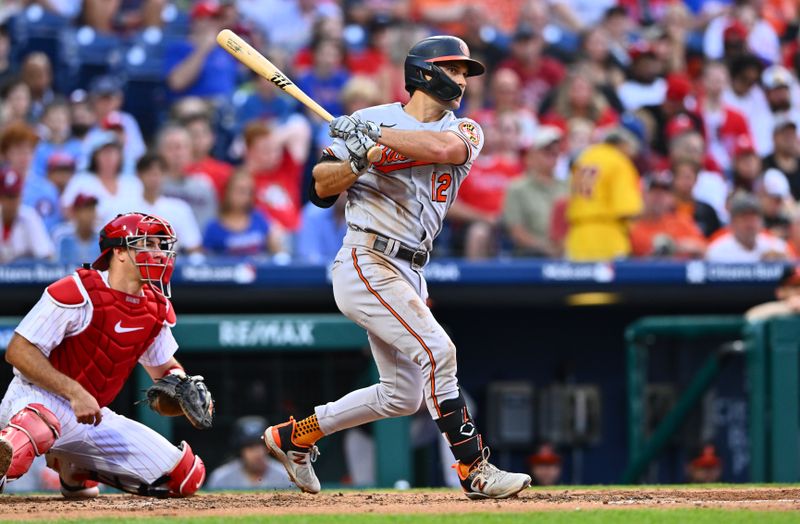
{"left": 329, "top": 115, "right": 358, "bottom": 138}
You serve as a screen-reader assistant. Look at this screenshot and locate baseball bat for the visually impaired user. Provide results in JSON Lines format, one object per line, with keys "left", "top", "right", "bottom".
{"left": 217, "top": 29, "right": 382, "bottom": 164}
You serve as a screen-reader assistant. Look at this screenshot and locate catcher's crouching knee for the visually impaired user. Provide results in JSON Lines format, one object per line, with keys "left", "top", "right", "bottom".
{"left": 165, "top": 441, "right": 205, "bottom": 497}
{"left": 0, "top": 403, "right": 61, "bottom": 480}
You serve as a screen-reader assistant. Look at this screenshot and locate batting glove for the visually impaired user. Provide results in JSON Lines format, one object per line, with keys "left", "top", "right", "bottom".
{"left": 345, "top": 131, "right": 376, "bottom": 175}
{"left": 329, "top": 115, "right": 358, "bottom": 138}
{"left": 354, "top": 118, "right": 382, "bottom": 141}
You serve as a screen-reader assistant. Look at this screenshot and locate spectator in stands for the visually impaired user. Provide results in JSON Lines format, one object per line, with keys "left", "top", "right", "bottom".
{"left": 550, "top": 0, "right": 617, "bottom": 35}
{"left": 78, "top": 0, "right": 122, "bottom": 33}
{"left": 617, "top": 41, "right": 666, "bottom": 112}
{"left": 232, "top": 74, "right": 299, "bottom": 134}
{"left": 157, "top": 123, "right": 218, "bottom": 228}
{"left": 61, "top": 131, "right": 144, "bottom": 224}
{"left": 630, "top": 171, "right": 706, "bottom": 259}
{"left": 706, "top": 192, "right": 789, "bottom": 262}
{"left": 296, "top": 37, "right": 350, "bottom": 145}
{"left": 0, "top": 79, "right": 32, "bottom": 126}
{"left": 165, "top": 1, "right": 237, "bottom": 100}
{"left": 85, "top": 75, "right": 145, "bottom": 175}
{"left": 669, "top": 129, "right": 729, "bottom": 224}
{"left": 0, "top": 122, "right": 38, "bottom": 179}
{"left": 754, "top": 65, "right": 800, "bottom": 156}
{"left": 730, "top": 135, "right": 762, "bottom": 196}
{"left": 207, "top": 416, "right": 292, "bottom": 490}
{"left": 578, "top": 27, "right": 625, "bottom": 107}
{"left": 136, "top": 152, "right": 203, "bottom": 255}
{"left": 703, "top": 1, "right": 780, "bottom": 65}
{"left": 20, "top": 52, "right": 54, "bottom": 122}
{"left": 685, "top": 444, "right": 723, "bottom": 483}
{"left": 472, "top": 68, "right": 537, "bottom": 149}
{"left": 699, "top": 61, "right": 752, "bottom": 173}
{"left": 203, "top": 172, "right": 282, "bottom": 257}
{"left": 31, "top": 98, "right": 83, "bottom": 179}
{"left": 758, "top": 168, "right": 794, "bottom": 240}
{"left": 541, "top": 64, "right": 619, "bottom": 132}
{"left": 763, "top": 118, "right": 800, "bottom": 201}
{"left": 503, "top": 126, "right": 568, "bottom": 257}
{"left": 99, "top": 110, "right": 136, "bottom": 175}
{"left": 295, "top": 196, "right": 346, "bottom": 264}
{"left": 746, "top": 265, "right": 800, "bottom": 322}
{"left": 498, "top": 25, "right": 565, "bottom": 112}
{"left": 0, "top": 23, "right": 14, "bottom": 87}
{"left": 566, "top": 127, "right": 644, "bottom": 261}
{"left": 117, "top": 0, "right": 167, "bottom": 31}
{"left": 183, "top": 112, "right": 234, "bottom": 200}
{"left": 671, "top": 159, "right": 721, "bottom": 238}
{"left": 52, "top": 193, "right": 100, "bottom": 268}
{"left": 68, "top": 88, "right": 95, "bottom": 141}
{"left": 449, "top": 112, "right": 523, "bottom": 259}
{"left": 0, "top": 167, "right": 54, "bottom": 263}
{"left": 527, "top": 442, "right": 562, "bottom": 487}
{"left": 239, "top": 120, "right": 309, "bottom": 233}
{"left": 24, "top": 152, "right": 74, "bottom": 232}
{"left": 722, "top": 54, "right": 769, "bottom": 151}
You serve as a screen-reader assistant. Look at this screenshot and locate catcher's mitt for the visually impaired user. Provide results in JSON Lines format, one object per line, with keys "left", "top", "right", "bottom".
{"left": 146, "top": 373, "right": 214, "bottom": 430}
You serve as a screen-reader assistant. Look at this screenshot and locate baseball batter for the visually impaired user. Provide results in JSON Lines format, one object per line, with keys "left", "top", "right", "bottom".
{"left": 0, "top": 212, "right": 210, "bottom": 498}
{"left": 264, "top": 36, "right": 531, "bottom": 499}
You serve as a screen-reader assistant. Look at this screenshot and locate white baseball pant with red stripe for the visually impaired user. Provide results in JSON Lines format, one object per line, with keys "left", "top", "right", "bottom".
{"left": 0, "top": 377, "right": 182, "bottom": 489}
{"left": 314, "top": 232, "right": 460, "bottom": 434}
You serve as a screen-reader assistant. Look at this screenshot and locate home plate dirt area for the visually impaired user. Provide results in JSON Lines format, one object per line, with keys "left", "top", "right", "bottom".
{"left": 1, "top": 487, "right": 799, "bottom": 520}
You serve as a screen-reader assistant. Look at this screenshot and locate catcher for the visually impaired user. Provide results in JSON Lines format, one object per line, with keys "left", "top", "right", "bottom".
{"left": 0, "top": 211, "right": 213, "bottom": 498}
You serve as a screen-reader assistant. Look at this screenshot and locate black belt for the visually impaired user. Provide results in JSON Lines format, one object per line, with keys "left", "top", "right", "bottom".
{"left": 372, "top": 235, "right": 429, "bottom": 269}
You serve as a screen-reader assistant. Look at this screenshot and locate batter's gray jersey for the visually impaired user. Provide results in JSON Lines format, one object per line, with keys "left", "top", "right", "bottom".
{"left": 324, "top": 103, "right": 484, "bottom": 252}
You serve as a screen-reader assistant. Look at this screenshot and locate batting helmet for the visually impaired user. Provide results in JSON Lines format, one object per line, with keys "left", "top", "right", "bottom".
{"left": 92, "top": 212, "right": 177, "bottom": 297}
{"left": 405, "top": 35, "right": 485, "bottom": 101}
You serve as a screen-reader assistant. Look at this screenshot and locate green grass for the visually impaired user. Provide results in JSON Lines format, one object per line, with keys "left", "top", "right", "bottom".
{"left": 12, "top": 511, "right": 798, "bottom": 524}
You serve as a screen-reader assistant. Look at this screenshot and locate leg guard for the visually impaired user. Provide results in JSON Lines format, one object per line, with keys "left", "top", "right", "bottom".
{"left": 435, "top": 394, "right": 485, "bottom": 466}
{"left": 164, "top": 441, "right": 205, "bottom": 497}
{"left": 0, "top": 404, "right": 61, "bottom": 480}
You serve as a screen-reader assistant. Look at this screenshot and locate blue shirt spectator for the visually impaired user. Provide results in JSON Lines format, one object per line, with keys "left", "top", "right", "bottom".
{"left": 52, "top": 193, "right": 100, "bottom": 268}
{"left": 295, "top": 201, "right": 346, "bottom": 264}
{"left": 31, "top": 139, "right": 82, "bottom": 180}
{"left": 232, "top": 78, "right": 298, "bottom": 133}
{"left": 22, "top": 176, "right": 61, "bottom": 232}
{"left": 295, "top": 39, "right": 350, "bottom": 119}
{"left": 164, "top": 2, "right": 238, "bottom": 101}
{"left": 203, "top": 210, "right": 271, "bottom": 257}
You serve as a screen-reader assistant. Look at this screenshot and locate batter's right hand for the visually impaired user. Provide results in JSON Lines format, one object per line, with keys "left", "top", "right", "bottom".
{"left": 329, "top": 115, "right": 358, "bottom": 138}
{"left": 70, "top": 388, "right": 102, "bottom": 426}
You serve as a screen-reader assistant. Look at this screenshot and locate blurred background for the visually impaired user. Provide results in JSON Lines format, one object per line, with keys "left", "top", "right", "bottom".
{"left": 1, "top": 0, "right": 800, "bottom": 491}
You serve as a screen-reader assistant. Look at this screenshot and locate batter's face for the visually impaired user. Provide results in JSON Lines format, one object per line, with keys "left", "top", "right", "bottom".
{"left": 437, "top": 62, "right": 469, "bottom": 110}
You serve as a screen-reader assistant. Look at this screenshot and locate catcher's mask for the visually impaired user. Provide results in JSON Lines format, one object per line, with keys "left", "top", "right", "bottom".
{"left": 92, "top": 212, "right": 177, "bottom": 297}
{"left": 404, "top": 35, "right": 485, "bottom": 102}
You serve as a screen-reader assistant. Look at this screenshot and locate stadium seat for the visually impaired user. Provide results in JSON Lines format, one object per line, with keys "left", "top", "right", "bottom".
{"left": 63, "top": 26, "right": 125, "bottom": 91}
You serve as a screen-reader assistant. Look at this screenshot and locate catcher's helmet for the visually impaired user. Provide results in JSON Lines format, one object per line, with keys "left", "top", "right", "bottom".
{"left": 92, "top": 212, "right": 177, "bottom": 297}
{"left": 405, "top": 35, "right": 485, "bottom": 101}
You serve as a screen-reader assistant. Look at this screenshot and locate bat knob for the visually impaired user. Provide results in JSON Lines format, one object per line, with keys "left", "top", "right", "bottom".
{"left": 367, "top": 146, "right": 382, "bottom": 164}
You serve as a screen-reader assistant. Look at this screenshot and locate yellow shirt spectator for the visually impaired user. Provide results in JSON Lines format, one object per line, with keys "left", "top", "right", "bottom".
{"left": 566, "top": 142, "right": 643, "bottom": 261}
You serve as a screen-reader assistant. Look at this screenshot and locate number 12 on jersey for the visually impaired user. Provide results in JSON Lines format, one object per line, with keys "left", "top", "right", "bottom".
{"left": 431, "top": 172, "right": 452, "bottom": 203}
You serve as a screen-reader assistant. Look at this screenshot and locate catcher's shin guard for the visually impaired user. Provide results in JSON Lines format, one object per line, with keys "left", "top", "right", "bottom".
{"left": 164, "top": 441, "right": 205, "bottom": 497}
{"left": 435, "top": 393, "right": 484, "bottom": 466}
{"left": 0, "top": 404, "right": 61, "bottom": 482}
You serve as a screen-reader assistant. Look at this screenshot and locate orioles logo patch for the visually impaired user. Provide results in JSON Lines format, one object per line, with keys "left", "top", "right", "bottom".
{"left": 458, "top": 121, "right": 480, "bottom": 146}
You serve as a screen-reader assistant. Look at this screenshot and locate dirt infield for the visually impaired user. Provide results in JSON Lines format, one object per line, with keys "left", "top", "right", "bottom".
{"left": 1, "top": 487, "right": 799, "bottom": 520}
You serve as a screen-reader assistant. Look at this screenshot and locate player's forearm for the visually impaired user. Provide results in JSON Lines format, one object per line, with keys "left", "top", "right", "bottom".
{"left": 378, "top": 128, "right": 467, "bottom": 165}
{"left": 312, "top": 161, "right": 359, "bottom": 198}
{"left": 144, "top": 357, "right": 182, "bottom": 382}
{"left": 5, "top": 333, "right": 87, "bottom": 402}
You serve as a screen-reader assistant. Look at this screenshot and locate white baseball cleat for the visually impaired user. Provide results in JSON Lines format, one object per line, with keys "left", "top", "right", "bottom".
{"left": 60, "top": 478, "right": 100, "bottom": 499}
{"left": 456, "top": 449, "right": 532, "bottom": 500}
{"left": 263, "top": 417, "right": 321, "bottom": 494}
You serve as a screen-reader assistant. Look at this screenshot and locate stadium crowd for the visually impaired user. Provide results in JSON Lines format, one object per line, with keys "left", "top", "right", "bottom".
{"left": 1, "top": 0, "right": 800, "bottom": 264}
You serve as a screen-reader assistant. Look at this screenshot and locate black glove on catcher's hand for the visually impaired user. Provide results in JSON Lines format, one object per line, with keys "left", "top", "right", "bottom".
{"left": 146, "top": 373, "right": 214, "bottom": 430}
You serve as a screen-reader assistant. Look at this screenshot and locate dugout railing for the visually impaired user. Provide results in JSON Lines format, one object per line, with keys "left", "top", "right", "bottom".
{"left": 624, "top": 314, "right": 800, "bottom": 483}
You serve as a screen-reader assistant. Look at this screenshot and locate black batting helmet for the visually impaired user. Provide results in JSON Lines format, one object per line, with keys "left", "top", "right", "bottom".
{"left": 404, "top": 35, "right": 485, "bottom": 102}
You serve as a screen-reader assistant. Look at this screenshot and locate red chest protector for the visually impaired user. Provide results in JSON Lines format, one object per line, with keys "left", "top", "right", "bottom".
{"left": 47, "top": 269, "right": 174, "bottom": 407}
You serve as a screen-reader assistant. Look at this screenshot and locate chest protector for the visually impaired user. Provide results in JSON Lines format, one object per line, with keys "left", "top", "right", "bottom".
{"left": 48, "top": 269, "right": 172, "bottom": 407}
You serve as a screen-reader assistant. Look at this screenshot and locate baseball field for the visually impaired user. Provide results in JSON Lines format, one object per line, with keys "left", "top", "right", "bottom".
{"left": 1, "top": 486, "right": 799, "bottom": 523}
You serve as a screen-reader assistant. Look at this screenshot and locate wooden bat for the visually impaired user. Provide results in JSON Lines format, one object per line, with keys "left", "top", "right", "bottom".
{"left": 217, "top": 29, "right": 382, "bottom": 164}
